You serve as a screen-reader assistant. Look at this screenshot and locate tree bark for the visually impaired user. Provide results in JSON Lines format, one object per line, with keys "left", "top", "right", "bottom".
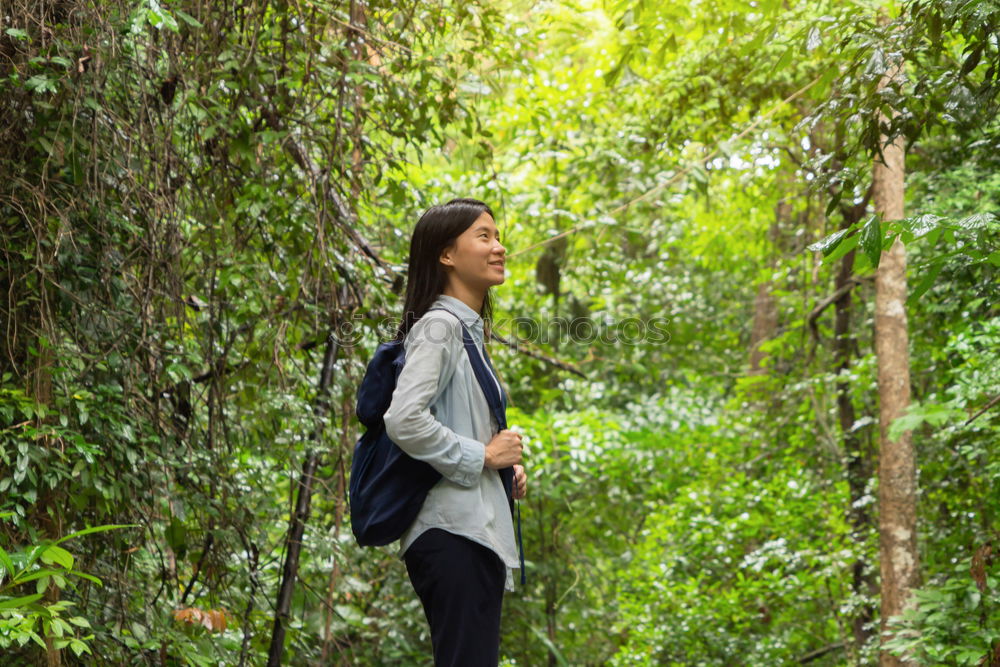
{"left": 748, "top": 281, "right": 777, "bottom": 374}
{"left": 748, "top": 201, "right": 786, "bottom": 374}
{"left": 873, "top": 58, "right": 919, "bottom": 667}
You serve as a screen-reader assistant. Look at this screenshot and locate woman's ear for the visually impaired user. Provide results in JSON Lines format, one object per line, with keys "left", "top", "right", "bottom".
{"left": 439, "top": 245, "right": 455, "bottom": 267}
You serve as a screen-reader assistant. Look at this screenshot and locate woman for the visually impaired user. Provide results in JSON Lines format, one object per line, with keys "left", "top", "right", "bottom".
{"left": 383, "top": 198, "right": 527, "bottom": 666}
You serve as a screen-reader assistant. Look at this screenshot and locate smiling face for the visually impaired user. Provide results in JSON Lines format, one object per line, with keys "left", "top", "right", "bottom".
{"left": 439, "top": 211, "right": 506, "bottom": 295}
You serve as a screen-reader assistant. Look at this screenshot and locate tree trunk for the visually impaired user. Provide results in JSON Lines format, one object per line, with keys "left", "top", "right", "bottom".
{"left": 748, "top": 201, "right": 787, "bottom": 375}
{"left": 348, "top": 0, "right": 369, "bottom": 196}
{"left": 748, "top": 281, "right": 777, "bottom": 374}
{"left": 873, "top": 58, "right": 919, "bottom": 667}
{"left": 833, "top": 215, "right": 875, "bottom": 656}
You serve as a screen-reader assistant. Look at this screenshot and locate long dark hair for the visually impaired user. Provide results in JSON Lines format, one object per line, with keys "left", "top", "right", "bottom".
{"left": 395, "top": 198, "right": 495, "bottom": 340}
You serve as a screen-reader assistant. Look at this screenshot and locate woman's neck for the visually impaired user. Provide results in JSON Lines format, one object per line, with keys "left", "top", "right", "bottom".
{"left": 442, "top": 283, "right": 484, "bottom": 314}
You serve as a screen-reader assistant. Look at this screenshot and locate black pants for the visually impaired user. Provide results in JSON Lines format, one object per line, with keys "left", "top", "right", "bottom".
{"left": 404, "top": 528, "right": 506, "bottom": 667}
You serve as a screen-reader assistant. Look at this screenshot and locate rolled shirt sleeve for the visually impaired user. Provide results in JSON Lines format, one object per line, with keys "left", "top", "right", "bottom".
{"left": 383, "top": 315, "right": 486, "bottom": 487}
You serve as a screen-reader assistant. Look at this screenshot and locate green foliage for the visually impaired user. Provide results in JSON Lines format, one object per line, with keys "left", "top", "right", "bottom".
{"left": 500, "top": 391, "right": 724, "bottom": 665}
{"left": 883, "top": 553, "right": 1000, "bottom": 666}
{"left": 1, "top": 0, "right": 999, "bottom": 663}
{"left": 611, "top": 410, "right": 859, "bottom": 665}
{"left": 808, "top": 211, "right": 998, "bottom": 294}
{"left": 0, "top": 515, "right": 128, "bottom": 658}
{"left": 2, "top": 0, "right": 516, "bottom": 662}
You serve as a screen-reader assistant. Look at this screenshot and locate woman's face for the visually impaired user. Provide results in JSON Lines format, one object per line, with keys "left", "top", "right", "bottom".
{"left": 439, "top": 212, "right": 506, "bottom": 291}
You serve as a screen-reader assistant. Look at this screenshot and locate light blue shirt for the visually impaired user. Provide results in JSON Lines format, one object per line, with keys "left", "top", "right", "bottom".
{"left": 383, "top": 295, "right": 519, "bottom": 586}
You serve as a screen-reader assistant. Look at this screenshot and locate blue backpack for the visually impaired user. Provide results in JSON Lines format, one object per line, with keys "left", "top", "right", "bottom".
{"left": 349, "top": 309, "right": 517, "bottom": 549}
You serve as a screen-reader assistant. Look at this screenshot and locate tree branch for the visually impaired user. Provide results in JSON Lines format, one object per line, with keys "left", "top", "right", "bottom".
{"left": 807, "top": 277, "right": 865, "bottom": 342}
{"left": 179, "top": 532, "right": 214, "bottom": 606}
{"left": 965, "top": 392, "right": 1000, "bottom": 426}
{"left": 489, "top": 331, "right": 586, "bottom": 378}
{"left": 798, "top": 641, "right": 845, "bottom": 664}
{"left": 267, "top": 331, "right": 340, "bottom": 667}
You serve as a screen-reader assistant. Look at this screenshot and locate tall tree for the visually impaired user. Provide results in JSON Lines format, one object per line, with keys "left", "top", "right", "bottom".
{"left": 872, "top": 54, "right": 919, "bottom": 666}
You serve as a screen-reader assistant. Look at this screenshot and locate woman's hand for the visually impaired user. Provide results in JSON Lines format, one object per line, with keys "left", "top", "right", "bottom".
{"left": 484, "top": 429, "right": 522, "bottom": 469}
{"left": 512, "top": 464, "right": 527, "bottom": 499}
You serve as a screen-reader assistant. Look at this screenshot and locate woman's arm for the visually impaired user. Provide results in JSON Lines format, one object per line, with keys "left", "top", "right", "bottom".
{"left": 384, "top": 316, "right": 486, "bottom": 487}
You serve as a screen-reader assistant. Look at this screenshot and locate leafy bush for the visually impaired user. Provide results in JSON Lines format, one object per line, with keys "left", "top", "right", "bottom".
{"left": 0, "top": 516, "right": 126, "bottom": 659}
{"left": 884, "top": 548, "right": 1000, "bottom": 666}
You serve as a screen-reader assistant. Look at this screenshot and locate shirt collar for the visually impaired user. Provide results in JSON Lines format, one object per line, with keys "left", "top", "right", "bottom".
{"left": 433, "top": 294, "right": 483, "bottom": 332}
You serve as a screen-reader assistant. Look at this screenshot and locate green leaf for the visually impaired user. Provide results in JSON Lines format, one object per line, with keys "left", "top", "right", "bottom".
{"left": 54, "top": 524, "right": 135, "bottom": 546}
{"left": 888, "top": 402, "right": 962, "bottom": 440}
{"left": 25, "top": 75, "right": 57, "bottom": 94}
{"left": 13, "top": 568, "right": 65, "bottom": 586}
{"left": 864, "top": 47, "right": 886, "bottom": 79}
{"left": 0, "top": 544, "right": 15, "bottom": 578}
{"left": 175, "top": 10, "right": 203, "bottom": 28}
{"left": 907, "top": 261, "right": 944, "bottom": 303}
{"left": 24, "top": 544, "right": 46, "bottom": 568}
{"left": 529, "top": 625, "right": 570, "bottom": 667}
{"left": 805, "top": 26, "right": 821, "bottom": 52}
{"left": 40, "top": 545, "right": 74, "bottom": 570}
{"left": 960, "top": 45, "right": 982, "bottom": 76}
{"left": 860, "top": 215, "right": 882, "bottom": 267}
{"left": 65, "top": 570, "right": 102, "bottom": 587}
{"left": 603, "top": 44, "right": 634, "bottom": 87}
{"left": 5, "top": 28, "right": 29, "bottom": 40}
{"left": 0, "top": 593, "right": 44, "bottom": 610}
{"left": 165, "top": 517, "right": 187, "bottom": 553}
{"left": 773, "top": 44, "right": 794, "bottom": 74}
{"left": 70, "top": 639, "right": 91, "bottom": 656}
{"left": 807, "top": 228, "right": 849, "bottom": 256}
{"left": 825, "top": 233, "right": 860, "bottom": 263}
{"left": 899, "top": 214, "right": 943, "bottom": 239}
{"left": 956, "top": 212, "right": 994, "bottom": 230}
{"left": 146, "top": 0, "right": 180, "bottom": 32}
